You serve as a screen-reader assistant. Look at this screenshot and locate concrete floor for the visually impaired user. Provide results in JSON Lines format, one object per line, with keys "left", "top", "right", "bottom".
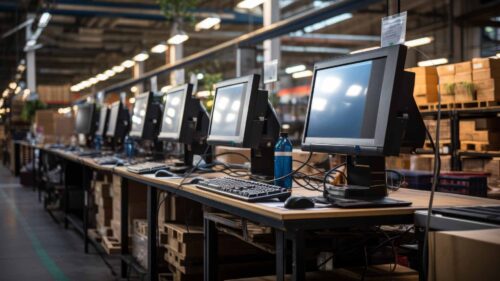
{"left": 0, "top": 165, "right": 119, "bottom": 281}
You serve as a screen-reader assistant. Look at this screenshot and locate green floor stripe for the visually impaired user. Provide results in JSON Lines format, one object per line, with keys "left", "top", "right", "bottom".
{"left": 0, "top": 189, "right": 70, "bottom": 281}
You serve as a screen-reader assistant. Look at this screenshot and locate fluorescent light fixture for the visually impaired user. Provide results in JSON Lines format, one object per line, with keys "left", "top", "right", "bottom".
{"left": 70, "top": 85, "right": 81, "bottom": 92}
{"left": 89, "top": 77, "right": 98, "bottom": 84}
{"left": 418, "top": 58, "right": 448, "bottom": 67}
{"left": 9, "top": 82, "right": 17, "bottom": 89}
{"left": 133, "top": 52, "right": 149, "bottom": 62}
{"left": 304, "top": 13, "right": 352, "bottom": 33}
{"left": 404, "top": 36, "right": 434, "bottom": 47}
{"left": 121, "top": 60, "right": 135, "bottom": 68}
{"left": 2, "top": 89, "right": 9, "bottom": 97}
{"left": 285, "top": 64, "right": 306, "bottom": 74}
{"left": 195, "top": 17, "right": 221, "bottom": 31}
{"left": 292, "top": 70, "right": 313, "bottom": 79}
{"left": 97, "top": 73, "right": 108, "bottom": 81}
{"left": 129, "top": 97, "right": 136, "bottom": 104}
{"left": 350, "top": 46, "right": 379, "bottom": 54}
{"left": 237, "top": 0, "right": 265, "bottom": 9}
{"left": 151, "top": 43, "right": 168, "bottom": 53}
{"left": 112, "top": 65, "right": 125, "bottom": 73}
{"left": 38, "top": 12, "right": 52, "bottom": 28}
{"left": 15, "top": 87, "right": 21, "bottom": 94}
{"left": 104, "top": 69, "right": 116, "bottom": 77}
{"left": 130, "top": 86, "right": 138, "bottom": 93}
{"left": 196, "top": 73, "right": 204, "bottom": 80}
{"left": 168, "top": 32, "right": 189, "bottom": 45}
{"left": 81, "top": 80, "right": 92, "bottom": 88}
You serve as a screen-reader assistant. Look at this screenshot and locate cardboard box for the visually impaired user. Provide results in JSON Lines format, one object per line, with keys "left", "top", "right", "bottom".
{"left": 459, "top": 120, "right": 475, "bottom": 141}
{"left": 472, "top": 57, "right": 500, "bottom": 71}
{"left": 473, "top": 69, "right": 500, "bottom": 81}
{"left": 437, "top": 64, "right": 455, "bottom": 76}
{"left": 429, "top": 229, "right": 500, "bottom": 281}
{"left": 474, "top": 78, "right": 500, "bottom": 101}
{"left": 454, "top": 72, "right": 472, "bottom": 83}
{"left": 475, "top": 118, "right": 500, "bottom": 131}
{"left": 438, "top": 74, "right": 455, "bottom": 84}
{"left": 454, "top": 61, "right": 472, "bottom": 73}
{"left": 454, "top": 83, "right": 475, "bottom": 102}
{"left": 407, "top": 67, "right": 439, "bottom": 103}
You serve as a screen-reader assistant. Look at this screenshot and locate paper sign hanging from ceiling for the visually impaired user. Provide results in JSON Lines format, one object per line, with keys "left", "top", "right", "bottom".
{"left": 381, "top": 11, "right": 407, "bottom": 47}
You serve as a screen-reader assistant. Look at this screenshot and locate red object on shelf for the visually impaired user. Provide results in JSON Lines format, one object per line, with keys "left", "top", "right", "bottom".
{"left": 438, "top": 172, "right": 489, "bottom": 197}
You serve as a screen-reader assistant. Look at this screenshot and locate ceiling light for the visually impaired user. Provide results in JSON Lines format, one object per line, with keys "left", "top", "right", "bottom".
{"left": 292, "top": 70, "right": 313, "bottom": 79}
{"left": 89, "top": 77, "right": 98, "bottom": 84}
{"left": 496, "top": 53, "right": 500, "bottom": 58}
{"left": 97, "top": 73, "right": 108, "bottom": 81}
{"left": 404, "top": 36, "right": 434, "bottom": 47}
{"left": 304, "top": 13, "right": 352, "bottom": 33}
{"left": 237, "top": 0, "right": 265, "bottom": 9}
{"left": 151, "top": 43, "right": 168, "bottom": 53}
{"left": 168, "top": 31, "right": 189, "bottom": 45}
{"left": 196, "top": 73, "right": 204, "bottom": 80}
{"left": 38, "top": 12, "right": 52, "bottom": 28}
{"left": 129, "top": 97, "right": 136, "bottom": 104}
{"left": 9, "top": 82, "right": 17, "bottom": 89}
{"left": 350, "top": 46, "right": 379, "bottom": 54}
{"left": 112, "top": 65, "right": 125, "bottom": 73}
{"left": 81, "top": 80, "right": 92, "bottom": 88}
{"left": 130, "top": 86, "right": 138, "bottom": 93}
{"left": 121, "top": 60, "right": 135, "bottom": 68}
{"left": 104, "top": 69, "right": 116, "bottom": 77}
{"left": 133, "top": 52, "right": 149, "bottom": 62}
{"left": 15, "top": 87, "right": 21, "bottom": 94}
{"left": 161, "top": 85, "right": 173, "bottom": 93}
{"left": 3, "top": 89, "right": 9, "bottom": 97}
{"left": 418, "top": 58, "right": 448, "bottom": 67}
{"left": 195, "top": 17, "right": 221, "bottom": 31}
{"left": 285, "top": 64, "right": 306, "bottom": 74}
{"left": 70, "top": 85, "right": 81, "bottom": 92}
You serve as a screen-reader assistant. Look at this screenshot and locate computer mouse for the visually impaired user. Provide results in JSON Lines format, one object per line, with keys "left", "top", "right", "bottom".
{"left": 187, "top": 177, "right": 205, "bottom": 184}
{"left": 155, "top": 170, "right": 175, "bottom": 178}
{"left": 284, "top": 196, "right": 315, "bottom": 209}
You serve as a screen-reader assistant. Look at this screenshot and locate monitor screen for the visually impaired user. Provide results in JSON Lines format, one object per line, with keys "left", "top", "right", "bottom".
{"left": 130, "top": 95, "right": 148, "bottom": 135}
{"left": 106, "top": 102, "right": 119, "bottom": 136}
{"left": 305, "top": 58, "right": 385, "bottom": 140}
{"left": 209, "top": 83, "right": 247, "bottom": 137}
{"left": 75, "top": 104, "right": 93, "bottom": 134}
{"left": 160, "top": 89, "right": 184, "bottom": 136}
{"left": 96, "top": 107, "right": 108, "bottom": 136}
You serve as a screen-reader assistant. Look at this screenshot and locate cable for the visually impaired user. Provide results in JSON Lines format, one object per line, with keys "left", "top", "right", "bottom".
{"left": 323, "top": 162, "right": 348, "bottom": 191}
{"left": 261, "top": 150, "right": 314, "bottom": 183}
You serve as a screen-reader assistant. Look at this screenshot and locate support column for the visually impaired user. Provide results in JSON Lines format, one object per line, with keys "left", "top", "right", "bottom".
{"left": 236, "top": 47, "right": 257, "bottom": 77}
{"left": 133, "top": 62, "right": 145, "bottom": 93}
{"left": 169, "top": 44, "right": 184, "bottom": 86}
{"left": 26, "top": 14, "right": 36, "bottom": 93}
{"left": 263, "top": 0, "right": 280, "bottom": 91}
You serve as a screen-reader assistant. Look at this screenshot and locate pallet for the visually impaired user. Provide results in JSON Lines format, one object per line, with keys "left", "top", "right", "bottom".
{"left": 164, "top": 245, "right": 203, "bottom": 274}
{"left": 418, "top": 100, "right": 500, "bottom": 111}
{"left": 101, "top": 236, "right": 121, "bottom": 255}
{"left": 87, "top": 228, "right": 102, "bottom": 243}
{"left": 161, "top": 223, "right": 204, "bottom": 258}
{"left": 205, "top": 212, "right": 275, "bottom": 254}
{"left": 460, "top": 141, "right": 500, "bottom": 152}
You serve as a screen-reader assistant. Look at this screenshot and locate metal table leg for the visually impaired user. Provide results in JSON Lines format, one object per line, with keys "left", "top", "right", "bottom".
{"left": 276, "top": 229, "right": 286, "bottom": 281}
{"left": 121, "top": 178, "right": 129, "bottom": 279}
{"left": 82, "top": 166, "right": 91, "bottom": 254}
{"left": 291, "top": 230, "right": 305, "bottom": 281}
{"left": 147, "top": 186, "right": 158, "bottom": 281}
{"left": 204, "top": 217, "right": 218, "bottom": 281}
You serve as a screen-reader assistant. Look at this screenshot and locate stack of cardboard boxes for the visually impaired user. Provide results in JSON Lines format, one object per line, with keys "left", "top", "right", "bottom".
{"left": 407, "top": 66, "right": 438, "bottom": 105}
{"left": 436, "top": 64, "right": 456, "bottom": 103}
{"left": 34, "top": 109, "right": 74, "bottom": 144}
{"left": 472, "top": 57, "right": 500, "bottom": 101}
{"left": 37, "top": 84, "right": 72, "bottom": 104}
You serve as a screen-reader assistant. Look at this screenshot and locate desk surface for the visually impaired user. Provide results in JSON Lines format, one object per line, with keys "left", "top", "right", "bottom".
{"left": 113, "top": 167, "right": 500, "bottom": 222}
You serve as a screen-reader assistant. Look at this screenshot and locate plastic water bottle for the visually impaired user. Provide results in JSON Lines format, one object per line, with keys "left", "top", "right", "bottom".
{"left": 274, "top": 132, "right": 293, "bottom": 188}
{"left": 124, "top": 136, "right": 135, "bottom": 160}
{"left": 94, "top": 135, "right": 102, "bottom": 151}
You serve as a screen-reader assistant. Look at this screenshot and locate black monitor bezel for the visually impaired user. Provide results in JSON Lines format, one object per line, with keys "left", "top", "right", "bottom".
{"left": 129, "top": 91, "right": 151, "bottom": 139}
{"left": 75, "top": 103, "right": 96, "bottom": 135}
{"left": 95, "top": 106, "right": 109, "bottom": 136}
{"left": 158, "top": 84, "right": 190, "bottom": 141}
{"left": 301, "top": 45, "right": 405, "bottom": 155}
{"left": 207, "top": 74, "right": 259, "bottom": 146}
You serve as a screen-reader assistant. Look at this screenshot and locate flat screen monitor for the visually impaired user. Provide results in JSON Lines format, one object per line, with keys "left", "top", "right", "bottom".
{"left": 158, "top": 87, "right": 186, "bottom": 140}
{"left": 302, "top": 44, "right": 420, "bottom": 156}
{"left": 129, "top": 92, "right": 150, "bottom": 138}
{"left": 95, "top": 106, "right": 109, "bottom": 136}
{"left": 106, "top": 102, "right": 119, "bottom": 137}
{"left": 75, "top": 103, "right": 95, "bottom": 135}
{"left": 207, "top": 75, "right": 259, "bottom": 146}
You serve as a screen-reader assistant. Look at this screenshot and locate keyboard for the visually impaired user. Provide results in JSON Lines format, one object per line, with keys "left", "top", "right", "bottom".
{"left": 432, "top": 206, "right": 500, "bottom": 225}
{"left": 127, "top": 161, "right": 167, "bottom": 174}
{"left": 195, "top": 177, "right": 291, "bottom": 202}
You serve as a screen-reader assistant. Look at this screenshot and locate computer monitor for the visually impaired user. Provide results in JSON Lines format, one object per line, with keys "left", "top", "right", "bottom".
{"left": 207, "top": 74, "right": 280, "bottom": 177}
{"left": 75, "top": 103, "right": 96, "bottom": 135}
{"left": 129, "top": 91, "right": 162, "bottom": 140}
{"left": 302, "top": 44, "right": 425, "bottom": 199}
{"left": 158, "top": 84, "right": 211, "bottom": 166}
{"left": 95, "top": 106, "right": 109, "bottom": 137}
{"left": 106, "top": 100, "right": 130, "bottom": 145}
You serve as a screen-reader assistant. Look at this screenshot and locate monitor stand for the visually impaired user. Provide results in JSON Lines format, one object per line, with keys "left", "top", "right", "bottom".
{"left": 250, "top": 145, "right": 275, "bottom": 179}
{"left": 323, "top": 156, "right": 411, "bottom": 208}
{"left": 169, "top": 143, "right": 212, "bottom": 173}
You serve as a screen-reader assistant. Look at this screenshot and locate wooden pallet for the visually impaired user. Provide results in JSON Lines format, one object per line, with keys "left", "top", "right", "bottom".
{"left": 101, "top": 236, "right": 121, "bottom": 255}
{"left": 87, "top": 228, "right": 102, "bottom": 243}
{"left": 164, "top": 245, "right": 203, "bottom": 274}
{"left": 161, "top": 223, "right": 204, "bottom": 258}
{"left": 418, "top": 100, "right": 500, "bottom": 111}
{"left": 460, "top": 141, "right": 500, "bottom": 152}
